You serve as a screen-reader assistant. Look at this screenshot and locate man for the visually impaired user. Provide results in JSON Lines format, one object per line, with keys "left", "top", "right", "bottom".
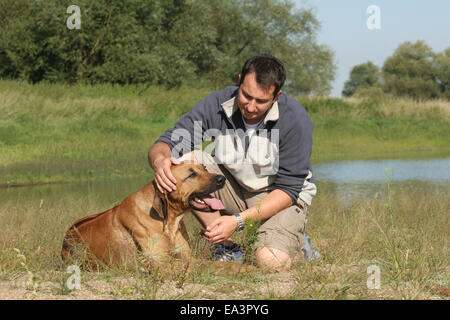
{"left": 148, "top": 55, "right": 317, "bottom": 271}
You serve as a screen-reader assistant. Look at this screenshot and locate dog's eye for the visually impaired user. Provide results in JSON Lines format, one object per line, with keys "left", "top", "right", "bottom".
{"left": 187, "top": 171, "right": 198, "bottom": 179}
{"left": 189, "top": 171, "right": 198, "bottom": 178}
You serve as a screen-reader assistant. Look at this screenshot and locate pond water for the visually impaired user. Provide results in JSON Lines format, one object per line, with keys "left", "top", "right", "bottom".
{"left": 313, "top": 158, "right": 450, "bottom": 183}
{"left": 1, "top": 157, "right": 449, "bottom": 205}
{"left": 312, "top": 157, "right": 449, "bottom": 201}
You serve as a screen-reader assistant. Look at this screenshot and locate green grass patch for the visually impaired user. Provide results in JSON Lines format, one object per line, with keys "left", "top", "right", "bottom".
{"left": 0, "top": 80, "right": 449, "bottom": 184}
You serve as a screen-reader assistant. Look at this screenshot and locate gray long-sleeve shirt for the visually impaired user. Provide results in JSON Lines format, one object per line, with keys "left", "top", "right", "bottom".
{"left": 155, "top": 86, "right": 317, "bottom": 205}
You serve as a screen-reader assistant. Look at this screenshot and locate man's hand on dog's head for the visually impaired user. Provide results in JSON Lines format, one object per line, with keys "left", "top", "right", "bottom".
{"left": 153, "top": 156, "right": 178, "bottom": 194}
{"left": 153, "top": 152, "right": 196, "bottom": 194}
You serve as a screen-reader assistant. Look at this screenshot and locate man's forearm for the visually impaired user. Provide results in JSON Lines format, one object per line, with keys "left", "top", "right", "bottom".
{"left": 240, "top": 189, "right": 293, "bottom": 224}
{"left": 148, "top": 142, "right": 172, "bottom": 169}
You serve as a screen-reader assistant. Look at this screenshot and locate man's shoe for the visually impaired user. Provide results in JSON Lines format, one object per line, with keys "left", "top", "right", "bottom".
{"left": 301, "top": 233, "right": 321, "bottom": 261}
{"left": 211, "top": 243, "right": 243, "bottom": 264}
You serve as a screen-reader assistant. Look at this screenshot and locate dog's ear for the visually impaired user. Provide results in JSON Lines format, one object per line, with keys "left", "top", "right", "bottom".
{"left": 151, "top": 181, "right": 168, "bottom": 222}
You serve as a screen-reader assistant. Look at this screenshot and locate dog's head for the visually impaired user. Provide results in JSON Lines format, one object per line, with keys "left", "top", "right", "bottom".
{"left": 155, "top": 163, "right": 226, "bottom": 218}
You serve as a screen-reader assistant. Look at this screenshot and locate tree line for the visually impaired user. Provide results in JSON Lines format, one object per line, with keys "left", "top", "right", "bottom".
{"left": 0, "top": 0, "right": 336, "bottom": 95}
{"left": 343, "top": 41, "right": 449, "bottom": 100}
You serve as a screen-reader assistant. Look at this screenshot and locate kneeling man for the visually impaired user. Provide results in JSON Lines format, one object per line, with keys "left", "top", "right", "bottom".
{"left": 148, "top": 55, "right": 318, "bottom": 271}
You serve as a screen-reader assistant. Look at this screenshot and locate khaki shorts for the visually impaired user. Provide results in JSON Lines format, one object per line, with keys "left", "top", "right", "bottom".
{"left": 193, "top": 150, "right": 309, "bottom": 256}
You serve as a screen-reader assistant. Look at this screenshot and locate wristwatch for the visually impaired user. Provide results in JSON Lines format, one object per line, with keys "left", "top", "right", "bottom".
{"left": 234, "top": 213, "right": 245, "bottom": 232}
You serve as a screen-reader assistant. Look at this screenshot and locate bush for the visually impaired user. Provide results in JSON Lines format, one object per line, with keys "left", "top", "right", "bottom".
{"left": 353, "top": 86, "right": 387, "bottom": 100}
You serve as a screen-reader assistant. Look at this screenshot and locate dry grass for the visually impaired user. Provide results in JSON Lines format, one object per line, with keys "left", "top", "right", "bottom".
{"left": 343, "top": 96, "right": 450, "bottom": 117}
{"left": 0, "top": 182, "right": 448, "bottom": 300}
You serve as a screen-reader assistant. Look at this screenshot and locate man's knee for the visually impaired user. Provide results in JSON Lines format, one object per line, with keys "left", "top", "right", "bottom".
{"left": 256, "top": 247, "right": 292, "bottom": 272}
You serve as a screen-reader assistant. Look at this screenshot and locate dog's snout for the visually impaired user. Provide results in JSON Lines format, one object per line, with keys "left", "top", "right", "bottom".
{"left": 215, "top": 175, "right": 225, "bottom": 187}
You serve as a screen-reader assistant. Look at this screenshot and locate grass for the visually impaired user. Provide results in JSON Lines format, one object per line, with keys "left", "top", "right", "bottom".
{"left": 1, "top": 80, "right": 449, "bottom": 185}
{"left": 0, "top": 181, "right": 448, "bottom": 299}
{"left": 0, "top": 80, "right": 211, "bottom": 184}
{"left": 0, "top": 80, "right": 448, "bottom": 299}
{"left": 297, "top": 96, "right": 450, "bottom": 162}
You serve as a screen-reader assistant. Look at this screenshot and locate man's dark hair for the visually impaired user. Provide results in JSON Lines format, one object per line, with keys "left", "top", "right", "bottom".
{"left": 239, "top": 54, "right": 286, "bottom": 97}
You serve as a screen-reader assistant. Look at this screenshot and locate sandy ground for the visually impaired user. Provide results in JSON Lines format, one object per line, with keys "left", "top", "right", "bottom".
{"left": 0, "top": 272, "right": 295, "bottom": 300}
{"left": 1, "top": 266, "right": 446, "bottom": 300}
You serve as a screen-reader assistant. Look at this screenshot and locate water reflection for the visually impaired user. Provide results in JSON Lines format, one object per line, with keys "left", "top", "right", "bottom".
{"left": 0, "top": 176, "right": 152, "bottom": 206}
{"left": 1, "top": 158, "right": 448, "bottom": 205}
{"left": 312, "top": 158, "right": 449, "bottom": 202}
{"left": 313, "top": 158, "right": 450, "bottom": 183}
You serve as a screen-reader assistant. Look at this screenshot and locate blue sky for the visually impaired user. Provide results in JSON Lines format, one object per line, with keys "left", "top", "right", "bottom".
{"left": 292, "top": 0, "right": 450, "bottom": 97}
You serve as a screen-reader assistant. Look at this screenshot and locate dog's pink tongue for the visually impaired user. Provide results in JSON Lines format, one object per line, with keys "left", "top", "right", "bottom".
{"left": 201, "top": 197, "right": 225, "bottom": 211}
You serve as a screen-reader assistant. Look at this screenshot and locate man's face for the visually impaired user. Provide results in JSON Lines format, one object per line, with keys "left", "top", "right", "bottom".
{"left": 237, "top": 72, "right": 282, "bottom": 124}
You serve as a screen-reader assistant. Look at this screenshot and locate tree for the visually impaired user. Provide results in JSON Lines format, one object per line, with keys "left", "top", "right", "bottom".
{"left": 382, "top": 41, "right": 440, "bottom": 100}
{"left": 433, "top": 47, "right": 450, "bottom": 100}
{"left": 344, "top": 41, "right": 449, "bottom": 100}
{"left": 342, "top": 61, "right": 380, "bottom": 97}
{"left": 231, "top": 0, "right": 336, "bottom": 95}
{"left": 0, "top": 0, "right": 336, "bottom": 94}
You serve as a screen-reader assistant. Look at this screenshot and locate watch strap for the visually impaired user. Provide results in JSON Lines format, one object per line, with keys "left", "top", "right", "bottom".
{"left": 234, "top": 213, "right": 244, "bottom": 232}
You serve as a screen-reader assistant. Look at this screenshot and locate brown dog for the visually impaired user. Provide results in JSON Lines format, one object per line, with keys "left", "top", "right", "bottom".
{"left": 61, "top": 163, "right": 255, "bottom": 274}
